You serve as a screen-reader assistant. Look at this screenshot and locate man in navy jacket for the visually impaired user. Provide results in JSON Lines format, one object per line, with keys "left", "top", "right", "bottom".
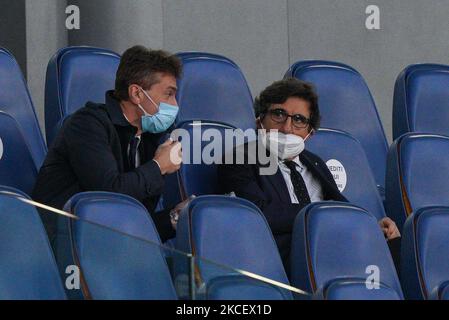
{"left": 33, "top": 46, "right": 188, "bottom": 244}
{"left": 218, "top": 78, "right": 400, "bottom": 273}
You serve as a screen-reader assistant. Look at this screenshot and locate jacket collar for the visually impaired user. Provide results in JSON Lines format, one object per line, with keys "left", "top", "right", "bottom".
{"left": 105, "top": 90, "right": 133, "bottom": 127}
{"left": 264, "top": 150, "right": 339, "bottom": 202}
{"left": 299, "top": 151, "right": 345, "bottom": 200}
{"left": 299, "top": 151, "right": 328, "bottom": 185}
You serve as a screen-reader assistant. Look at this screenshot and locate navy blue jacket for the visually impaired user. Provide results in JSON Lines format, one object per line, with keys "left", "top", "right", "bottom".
{"left": 32, "top": 91, "right": 175, "bottom": 243}
{"left": 218, "top": 145, "right": 348, "bottom": 270}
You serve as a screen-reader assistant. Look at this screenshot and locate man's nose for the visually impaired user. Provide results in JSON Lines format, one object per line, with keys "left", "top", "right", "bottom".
{"left": 280, "top": 117, "right": 294, "bottom": 134}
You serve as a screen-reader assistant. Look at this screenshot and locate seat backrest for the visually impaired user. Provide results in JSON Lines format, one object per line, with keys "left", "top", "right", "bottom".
{"left": 315, "top": 278, "right": 402, "bottom": 300}
{"left": 285, "top": 61, "right": 388, "bottom": 192}
{"left": 0, "top": 112, "right": 39, "bottom": 195}
{"left": 206, "top": 275, "right": 292, "bottom": 300}
{"left": 401, "top": 206, "right": 449, "bottom": 300}
{"left": 0, "top": 188, "right": 66, "bottom": 299}
{"left": 162, "top": 121, "right": 238, "bottom": 208}
{"left": 45, "top": 46, "right": 120, "bottom": 146}
{"left": 67, "top": 191, "right": 177, "bottom": 300}
{"left": 393, "top": 64, "right": 449, "bottom": 139}
{"left": 0, "top": 48, "right": 46, "bottom": 167}
{"left": 173, "top": 121, "right": 243, "bottom": 199}
{"left": 386, "top": 133, "right": 449, "bottom": 229}
{"left": 175, "top": 52, "right": 255, "bottom": 130}
{"left": 291, "top": 202, "right": 403, "bottom": 298}
{"left": 430, "top": 281, "right": 449, "bottom": 300}
{"left": 306, "top": 128, "right": 385, "bottom": 220}
{"left": 0, "top": 185, "right": 30, "bottom": 198}
{"left": 176, "top": 196, "right": 290, "bottom": 289}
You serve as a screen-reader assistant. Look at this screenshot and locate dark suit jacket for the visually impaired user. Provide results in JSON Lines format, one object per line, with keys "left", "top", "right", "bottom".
{"left": 32, "top": 91, "right": 175, "bottom": 243}
{"left": 218, "top": 143, "right": 348, "bottom": 270}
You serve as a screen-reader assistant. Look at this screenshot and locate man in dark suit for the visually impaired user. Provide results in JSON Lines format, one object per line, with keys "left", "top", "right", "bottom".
{"left": 218, "top": 78, "right": 400, "bottom": 273}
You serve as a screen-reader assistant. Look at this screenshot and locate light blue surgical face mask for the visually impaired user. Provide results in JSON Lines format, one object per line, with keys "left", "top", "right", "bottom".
{"left": 137, "top": 88, "right": 179, "bottom": 133}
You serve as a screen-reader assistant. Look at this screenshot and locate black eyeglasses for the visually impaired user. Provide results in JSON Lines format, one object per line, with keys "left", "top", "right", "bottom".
{"left": 265, "top": 108, "right": 311, "bottom": 129}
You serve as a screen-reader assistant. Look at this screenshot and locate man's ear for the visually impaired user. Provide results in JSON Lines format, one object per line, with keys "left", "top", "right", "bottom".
{"left": 128, "top": 85, "right": 142, "bottom": 105}
{"left": 255, "top": 117, "right": 262, "bottom": 129}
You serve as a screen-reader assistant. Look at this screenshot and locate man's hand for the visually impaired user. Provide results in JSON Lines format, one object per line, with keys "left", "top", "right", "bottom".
{"left": 378, "top": 217, "right": 401, "bottom": 240}
{"left": 153, "top": 138, "right": 182, "bottom": 175}
{"left": 170, "top": 195, "right": 196, "bottom": 230}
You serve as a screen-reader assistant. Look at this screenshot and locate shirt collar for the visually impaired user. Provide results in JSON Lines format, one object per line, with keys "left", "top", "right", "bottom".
{"left": 279, "top": 155, "right": 305, "bottom": 171}
{"left": 105, "top": 90, "right": 133, "bottom": 127}
{"left": 292, "top": 156, "right": 304, "bottom": 170}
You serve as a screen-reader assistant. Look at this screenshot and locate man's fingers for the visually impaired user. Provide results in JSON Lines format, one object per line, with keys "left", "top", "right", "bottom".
{"left": 379, "top": 217, "right": 400, "bottom": 240}
{"left": 388, "top": 221, "right": 398, "bottom": 235}
{"left": 391, "top": 228, "right": 400, "bottom": 239}
{"left": 379, "top": 218, "right": 387, "bottom": 228}
{"left": 387, "top": 226, "right": 400, "bottom": 239}
{"left": 162, "top": 137, "right": 174, "bottom": 146}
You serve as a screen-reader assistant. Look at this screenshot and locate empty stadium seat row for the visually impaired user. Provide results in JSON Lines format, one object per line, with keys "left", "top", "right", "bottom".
{"left": 3, "top": 186, "right": 448, "bottom": 300}
{"left": 175, "top": 196, "right": 405, "bottom": 300}
{"left": 0, "top": 187, "right": 292, "bottom": 300}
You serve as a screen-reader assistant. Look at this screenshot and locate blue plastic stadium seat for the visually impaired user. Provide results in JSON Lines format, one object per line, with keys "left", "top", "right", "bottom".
{"left": 401, "top": 206, "right": 449, "bottom": 300}
{"left": 175, "top": 52, "right": 255, "bottom": 130}
{"left": 393, "top": 64, "right": 449, "bottom": 139}
{"left": 0, "top": 185, "right": 30, "bottom": 198}
{"left": 0, "top": 112, "right": 39, "bottom": 195}
{"left": 176, "top": 195, "right": 292, "bottom": 299}
{"left": 45, "top": 46, "right": 120, "bottom": 146}
{"left": 285, "top": 61, "right": 388, "bottom": 194}
{"left": 65, "top": 192, "right": 177, "bottom": 300}
{"left": 175, "top": 121, "right": 241, "bottom": 198}
{"left": 430, "top": 281, "right": 449, "bottom": 300}
{"left": 306, "top": 128, "right": 386, "bottom": 220}
{"left": 0, "top": 186, "right": 66, "bottom": 299}
{"left": 206, "top": 275, "right": 291, "bottom": 300}
{"left": 290, "top": 202, "right": 403, "bottom": 299}
{"left": 386, "top": 133, "right": 449, "bottom": 229}
{"left": 163, "top": 120, "right": 249, "bottom": 208}
{"left": 0, "top": 48, "right": 46, "bottom": 167}
{"left": 315, "top": 278, "right": 402, "bottom": 300}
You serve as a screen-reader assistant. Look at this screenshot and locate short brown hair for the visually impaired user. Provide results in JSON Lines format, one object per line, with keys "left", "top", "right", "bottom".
{"left": 114, "top": 45, "right": 182, "bottom": 101}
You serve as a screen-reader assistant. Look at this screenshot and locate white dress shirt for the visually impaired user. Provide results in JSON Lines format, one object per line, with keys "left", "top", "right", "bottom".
{"left": 278, "top": 156, "right": 324, "bottom": 203}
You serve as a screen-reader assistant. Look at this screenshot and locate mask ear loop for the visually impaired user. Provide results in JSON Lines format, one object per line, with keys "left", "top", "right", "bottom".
{"left": 138, "top": 87, "right": 159, "bottom": 115}
{"left": 258, "top": 115, "right": 279, "bottom": 140}
{"left": 304, "top": 128, "right": 314, "bottom": 141}
{"left": 258, "top": 114, "right": 278, "bottom": 133}
{"left": 136, "top": 103, "right": 150, "bottom": 116}
{"left": 257, "top": 113, "right": 265, "bottom": 130}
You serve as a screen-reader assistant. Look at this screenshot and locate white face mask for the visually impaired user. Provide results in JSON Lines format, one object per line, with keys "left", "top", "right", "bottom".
{"left": 259, "top": 122, "right": 312, "bottom": 160}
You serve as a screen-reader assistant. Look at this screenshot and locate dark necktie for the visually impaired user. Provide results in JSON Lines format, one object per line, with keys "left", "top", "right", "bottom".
{"left": 128, "top": 136, "right": 140, "bottom": 169}
{"left": 284, "top": 160, "right": 311, "bottom": 206}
